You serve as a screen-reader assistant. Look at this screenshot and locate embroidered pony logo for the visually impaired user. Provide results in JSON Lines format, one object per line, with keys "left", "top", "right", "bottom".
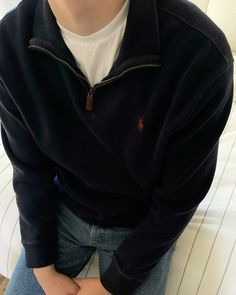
{"left": 137, "top": 117, "right": 144, "bottom": 132}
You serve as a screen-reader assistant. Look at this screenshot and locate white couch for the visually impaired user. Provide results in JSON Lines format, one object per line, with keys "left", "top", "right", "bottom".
{"left": 0, "top": 0, "right": 235, "bottom": 294}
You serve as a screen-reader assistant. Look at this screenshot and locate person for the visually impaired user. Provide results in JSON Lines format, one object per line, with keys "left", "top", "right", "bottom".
{"left": 0, "top": 0, "right": 234, "bottom": 294}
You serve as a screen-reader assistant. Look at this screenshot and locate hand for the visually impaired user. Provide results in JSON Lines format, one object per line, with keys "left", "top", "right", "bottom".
{"left": 33, "top": 265, "right": 80, "bottom": 295}
{"left": 72, "top": 277, "right": 111, "bottom": 295}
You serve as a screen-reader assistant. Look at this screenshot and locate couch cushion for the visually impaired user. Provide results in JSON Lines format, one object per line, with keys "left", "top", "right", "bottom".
{"left": 207, "top": 0, "right": 236, "bottom": 52}
{"left": 189, "top": 0, "right": 209, "bottom": 12}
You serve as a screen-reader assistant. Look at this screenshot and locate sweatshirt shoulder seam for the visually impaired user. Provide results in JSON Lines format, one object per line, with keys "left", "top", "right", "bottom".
{"left": 158, "top": 5, "right": 231, "bottom": 66}
{"left": 190, "top": 62, "right": 234, "bottom": 116}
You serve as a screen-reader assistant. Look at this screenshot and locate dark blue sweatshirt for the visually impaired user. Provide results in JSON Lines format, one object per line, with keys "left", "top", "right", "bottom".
{"left": 0, "top": 0, "right": 234, "bottom": 294}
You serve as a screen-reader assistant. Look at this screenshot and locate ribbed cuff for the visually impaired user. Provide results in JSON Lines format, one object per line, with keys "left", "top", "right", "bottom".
{"left": 23, "top": 240, "right": 56, "bottom": 268}
{"left": 100, "top": 256, "right": 144, "bottom": 295}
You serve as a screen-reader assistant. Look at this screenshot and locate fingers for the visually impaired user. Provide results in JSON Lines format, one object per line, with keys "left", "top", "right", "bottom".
{"left": 70, "top": 279, "right": 80, "bottom": 295}
{"left": 74, "top": 283, "right": 81, "bottom": 292}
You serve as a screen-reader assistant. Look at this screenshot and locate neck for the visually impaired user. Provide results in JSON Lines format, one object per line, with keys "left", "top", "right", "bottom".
{"left": 48, "top": 0, "right": 126, "bottom": 36}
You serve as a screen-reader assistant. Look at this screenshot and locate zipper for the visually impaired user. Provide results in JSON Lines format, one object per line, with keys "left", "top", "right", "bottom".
{"left": 28, "top": 45, "right": 90, "bottom": 86}
{"left": 28, "top": 45, "right": 161, "bottom": 111}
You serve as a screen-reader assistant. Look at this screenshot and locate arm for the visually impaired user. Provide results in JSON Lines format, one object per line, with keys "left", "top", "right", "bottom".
{"left": 100, "top": 63, "right": 234, "bottom": 295}
{"left": 0, "top": 78, "right": 80, "bottom": 294}
{"left": 0, "top": 77, "right": 58, "bottom": 268}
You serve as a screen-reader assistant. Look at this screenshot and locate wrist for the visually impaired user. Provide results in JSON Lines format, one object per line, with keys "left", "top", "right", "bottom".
{"left": 33, "top": 264, "right": 56, "bottom": 278}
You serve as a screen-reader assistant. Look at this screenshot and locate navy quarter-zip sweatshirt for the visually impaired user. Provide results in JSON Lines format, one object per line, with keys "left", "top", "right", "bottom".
{"left": 0, "top": 0, "right": 234, "bottom": 294}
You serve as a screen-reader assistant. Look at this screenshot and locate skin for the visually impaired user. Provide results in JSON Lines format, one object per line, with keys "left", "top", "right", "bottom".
{"left": 33, "top": 265, "right": 111, "bottom": 294}
{"left": 47, "top": 0, "right": 126, "bottom": 36}
{"left": 73, "top": 277, "right": 111, "bottom": 295}
{"left": 33, "top": 2, "right": 126, "bottom": 292}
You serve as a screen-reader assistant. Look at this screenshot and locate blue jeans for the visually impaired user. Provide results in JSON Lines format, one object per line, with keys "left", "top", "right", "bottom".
{"left": 4, "top": 201, "right": 174, "bottom": 295}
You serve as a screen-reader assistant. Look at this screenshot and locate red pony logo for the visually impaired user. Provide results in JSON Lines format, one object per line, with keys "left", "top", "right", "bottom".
{"left": 137, "top": 117, "right": 144, "bottom": 132}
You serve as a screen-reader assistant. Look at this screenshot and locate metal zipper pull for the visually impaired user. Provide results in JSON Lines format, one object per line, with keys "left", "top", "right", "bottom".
{"left": 86, "top": 88, "right": 93, "bottom": 111}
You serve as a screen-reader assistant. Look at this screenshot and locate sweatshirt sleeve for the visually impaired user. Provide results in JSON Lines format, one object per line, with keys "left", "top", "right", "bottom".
{"left": 0, "top": 78, "right": 59, "bottom": 268}
{"left": 100, "top": 63, "right": 234, "bottom": 295}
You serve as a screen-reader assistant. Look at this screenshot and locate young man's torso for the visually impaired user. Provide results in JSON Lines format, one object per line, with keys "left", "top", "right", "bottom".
{"left": 0, "top": 0, "right": 233, "bottom": 225}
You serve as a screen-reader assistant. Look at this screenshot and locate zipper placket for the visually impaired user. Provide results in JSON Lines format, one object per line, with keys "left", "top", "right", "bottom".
{"left": 28, "top": 45, "right": 161, "bottom": 111}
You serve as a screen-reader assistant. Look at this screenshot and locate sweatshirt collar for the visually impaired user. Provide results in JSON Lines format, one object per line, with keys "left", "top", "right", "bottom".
{"left": 28, "top": 0, "right": 162, "bottom": 75}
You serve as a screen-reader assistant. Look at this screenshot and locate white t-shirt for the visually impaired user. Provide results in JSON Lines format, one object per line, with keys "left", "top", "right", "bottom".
{"left": 57, "top": 0, "right": 130, "bottom": 87}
